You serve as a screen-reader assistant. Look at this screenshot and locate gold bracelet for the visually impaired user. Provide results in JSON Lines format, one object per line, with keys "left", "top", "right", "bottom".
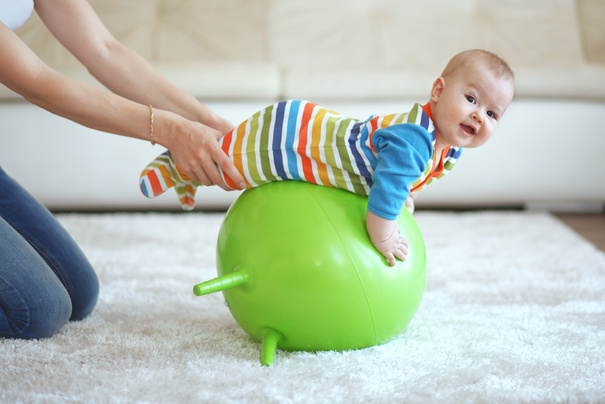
{"left": 149, "top": 105, "right": 155, "bottom": 145}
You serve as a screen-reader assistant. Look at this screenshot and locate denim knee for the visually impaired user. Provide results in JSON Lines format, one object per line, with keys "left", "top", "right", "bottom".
{"left": 0, "top": 272, "right": 73, "bottom": 339}
{"left": 69, "top": 267, "right": 99, "bottom": 322}
{"left": 28, "top": 286, "right": 73, "bottom": 339}
{"left": 0, "top": 217, "right": 74, "bottom": 339}
{"left": 21, "top": 284, "right": 72, "bottom": 339}
{"left": 0, "top": 167, "right": 99, "bottom": 328}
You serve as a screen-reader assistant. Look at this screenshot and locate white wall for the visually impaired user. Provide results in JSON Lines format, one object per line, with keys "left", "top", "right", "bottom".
{"left": 1, "top": 99, "right": 603, "bottom": 211}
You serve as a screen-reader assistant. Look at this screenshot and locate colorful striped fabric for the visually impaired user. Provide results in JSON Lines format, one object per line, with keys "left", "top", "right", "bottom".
{"left": 140, "top": 100, "right": 461, "bottom": 211}
{"left": 140, "top": 151, "right": 199, "bottom": 210}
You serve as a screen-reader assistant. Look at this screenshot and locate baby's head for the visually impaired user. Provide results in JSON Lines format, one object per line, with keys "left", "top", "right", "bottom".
{"left": 429, "top": 49, "right": 515, "bottom": 150}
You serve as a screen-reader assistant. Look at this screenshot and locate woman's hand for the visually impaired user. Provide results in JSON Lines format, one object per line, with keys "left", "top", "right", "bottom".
{"left": 155, "top": 110, "right": 244, "bottom": 191}
{"left": 366, "top": 211, "right": 409, "bottom": 267}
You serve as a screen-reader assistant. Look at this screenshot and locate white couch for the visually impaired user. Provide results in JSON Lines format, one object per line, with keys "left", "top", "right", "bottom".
{"left": 1, "top": 0, "right": 604, "bottom": 211}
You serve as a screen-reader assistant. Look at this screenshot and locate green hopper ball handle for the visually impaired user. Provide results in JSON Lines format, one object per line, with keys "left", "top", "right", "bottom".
{"left": 194, "top": 269, "right": 283, "bottom": 366}
{"left": 260, "top": 330, "right": 282, "bottom": 366}
{"left": 193, "top": 269, "right": 250, "bottom": 296}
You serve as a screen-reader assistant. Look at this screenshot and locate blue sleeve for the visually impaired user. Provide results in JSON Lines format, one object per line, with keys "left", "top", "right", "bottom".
{"left": 367, "top": 124, "right": 432, "bottom": 220}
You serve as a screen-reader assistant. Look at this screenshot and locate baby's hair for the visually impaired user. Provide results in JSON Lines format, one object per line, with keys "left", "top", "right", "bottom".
{"left": 442, "top": 49, "right": 515, "bottom": 83}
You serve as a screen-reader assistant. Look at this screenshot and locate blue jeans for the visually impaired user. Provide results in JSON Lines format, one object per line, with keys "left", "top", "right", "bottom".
{"left": 0, "top": 167, "right": 98, "bottom": 339}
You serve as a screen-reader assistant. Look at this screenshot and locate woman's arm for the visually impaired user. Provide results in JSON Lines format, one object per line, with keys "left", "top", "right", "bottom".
{"left": 0, "top": 21, "right": 148, "bottom": 139}
{"left": 0, "top": 0, "right": 245, "bottom": 189}
{"left": 33, "top": 0, "right": 228, "bottom": 129}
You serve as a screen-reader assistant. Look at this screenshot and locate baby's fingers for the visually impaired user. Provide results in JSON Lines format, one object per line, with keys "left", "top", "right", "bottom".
{"left": 395, "top": 236, "right": 408, "bottom": 253}
{"left": 393, "top": 247, "right": 407, "bottom": 263}
{"left": 391, "top": 238, "right": 408, "bottom": 264}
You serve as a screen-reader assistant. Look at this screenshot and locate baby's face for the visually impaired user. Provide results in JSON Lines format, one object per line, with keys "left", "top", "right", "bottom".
{"left": 431, "top": 63, "right": 514, "bottom": 149}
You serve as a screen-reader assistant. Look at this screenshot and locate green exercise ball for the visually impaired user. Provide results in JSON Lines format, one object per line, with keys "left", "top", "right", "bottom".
{"left": 193, "top": 181, "right": 426, "bottom": 366}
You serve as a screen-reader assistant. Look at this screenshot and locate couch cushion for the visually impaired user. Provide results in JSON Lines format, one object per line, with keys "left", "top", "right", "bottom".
{"left": 3, "top": 0, "right": 605, "bottom": 101}
{"left": 282, "top": 65, "right": 605, "bottom": 101}
{"left": 0, "top": 61, "right": 280, "bottom": 101}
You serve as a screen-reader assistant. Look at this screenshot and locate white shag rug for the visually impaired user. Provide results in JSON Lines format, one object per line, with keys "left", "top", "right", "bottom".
{"left": 1, "top": 211, "right": 604, "bottom": 403}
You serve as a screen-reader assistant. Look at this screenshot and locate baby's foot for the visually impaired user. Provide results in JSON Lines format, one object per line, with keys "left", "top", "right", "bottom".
{"left": 140, "top": 151, "right": 199, "bottom": 210}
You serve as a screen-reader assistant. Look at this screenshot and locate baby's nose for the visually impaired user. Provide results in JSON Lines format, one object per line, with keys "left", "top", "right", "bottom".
{"left": 472, "top": 110, "right": 484, "bottom": 124}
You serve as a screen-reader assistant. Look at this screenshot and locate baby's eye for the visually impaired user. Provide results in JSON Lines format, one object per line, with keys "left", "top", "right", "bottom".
{"left": 466, "top": 95, "right": 475, "bottom": 104}
{"left": 487, "top": 111, "right": 497, "bottom": 119}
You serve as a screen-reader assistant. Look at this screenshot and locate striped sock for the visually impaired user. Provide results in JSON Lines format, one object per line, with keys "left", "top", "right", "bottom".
{"left": 139, "top": 150, "right": 200, "bottom": 211}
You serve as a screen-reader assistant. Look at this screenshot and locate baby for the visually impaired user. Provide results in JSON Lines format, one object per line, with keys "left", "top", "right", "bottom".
{"left": 140, "top": 49, "right": 515, "bottom": 266}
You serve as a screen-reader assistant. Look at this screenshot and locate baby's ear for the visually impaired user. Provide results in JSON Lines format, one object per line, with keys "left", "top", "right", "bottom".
{"left": 430, "top": 77, "right": 446, "bottom": 101}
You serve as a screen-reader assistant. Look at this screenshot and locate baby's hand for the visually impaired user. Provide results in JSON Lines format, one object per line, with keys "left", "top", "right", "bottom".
{"left": 370, "top": 226, "right": 409, "bottom": 267}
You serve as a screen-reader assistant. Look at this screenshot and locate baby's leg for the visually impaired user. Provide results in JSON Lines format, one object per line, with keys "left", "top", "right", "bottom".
{"left": 140, "top": 150, "right": 200, "bottom": 211}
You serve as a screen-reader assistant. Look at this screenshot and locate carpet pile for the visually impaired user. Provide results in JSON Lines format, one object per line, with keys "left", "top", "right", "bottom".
{"left": 1, "top": 211, "right": 603, "bottom": 403}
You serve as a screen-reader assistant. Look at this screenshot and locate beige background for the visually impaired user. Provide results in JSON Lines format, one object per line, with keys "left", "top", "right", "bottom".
{"left": 0, "top": 0, "right": 604, "bottom": 210}
{"left": 3, "top": 0, "right": 604, "bottom": 101}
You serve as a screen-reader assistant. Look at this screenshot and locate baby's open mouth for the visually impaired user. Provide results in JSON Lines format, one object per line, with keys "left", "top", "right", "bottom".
{"left": 460, "top": 124, "right": 475, "bottom": 135}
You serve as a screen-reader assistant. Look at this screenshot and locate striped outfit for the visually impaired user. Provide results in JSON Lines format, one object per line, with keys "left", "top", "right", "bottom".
{"left": 140, "top": 101, "right": 461, "bottom": 219}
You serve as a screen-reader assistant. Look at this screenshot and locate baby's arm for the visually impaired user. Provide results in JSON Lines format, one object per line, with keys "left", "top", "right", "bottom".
{"left": 367, "top": 123, "right": 432, "bottom": 266}
{"left": 404, "top": 193, "right": 418, "bottom": 214}
{"left": 366, "top": 211, "right": 409, "bottom": 267}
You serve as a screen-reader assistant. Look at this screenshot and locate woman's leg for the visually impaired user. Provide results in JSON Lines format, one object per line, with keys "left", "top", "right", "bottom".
{"left": 0, "top": 218, "right": 72, "bottom": 338}
{"left": 0, "top": 167, "right": 99, "bottom": 338}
